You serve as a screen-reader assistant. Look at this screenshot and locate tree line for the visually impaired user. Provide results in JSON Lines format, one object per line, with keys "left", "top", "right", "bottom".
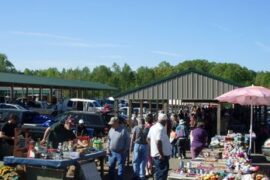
{"left": 1, "top": 53, "right": 270, "bottom": 93}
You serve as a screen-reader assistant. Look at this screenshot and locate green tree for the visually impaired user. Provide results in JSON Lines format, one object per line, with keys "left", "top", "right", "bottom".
{"left": 135, "top": 66, "right": 155, "bottom": 86}
{"left": 110, "top": 63, "right": 121, "bottom": 88}
{"left": 90, "top": 65, "right": 113, "bottom": 84}
{"left": 210, "top": 63, "right": 255, "bottom": 85}
{"left": 24, "top": 68, "right": 33, "bottom": 75}
{"left": 154, "top": 61, "right": 174, "bottom": 79}
{"left": 175, "top": 59, "right": 215, "bottom": 72}
{"left": 255, "top": 72, "right": 270, "bottom": 87}
{"left": 0, "top": 53, "right": 16, "bottom": 72}
{"left": 119, "top": 63, "right": 135, "bottom": 91}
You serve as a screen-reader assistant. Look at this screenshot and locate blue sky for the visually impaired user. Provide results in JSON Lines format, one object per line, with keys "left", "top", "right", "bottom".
{"left": 0, "top": 0, "right": 270, "bottom": 71}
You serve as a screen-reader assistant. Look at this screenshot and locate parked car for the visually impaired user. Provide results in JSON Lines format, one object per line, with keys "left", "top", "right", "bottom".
{"left": 23, "top": 111, "right": 106, "bottom": 140}
{"left": 262, "top": 138, "right": 270, "bottom": 161}
{"left": 62, "top": 98, "right": 103, "bottom": 112}
{"left": 15, "top": 98, "right": 56, "bottom": 115}
{"left": 29, "top": 101, "right": 56, "bottom": 115}
{"left": 118, "top": 99, "right": 128, "bottom": 108}
{"left": 0, "top": 109, "right": 53, "bottom": 128}
{"left": 0, "top": 103, "right": 26, "bottom": 110}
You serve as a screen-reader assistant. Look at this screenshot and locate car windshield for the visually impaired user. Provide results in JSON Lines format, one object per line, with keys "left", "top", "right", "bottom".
{"left": 83, "top": 114, "right": 104, "bottom": 126}
{"left": 16, "top": 105, "right": 27, "bottom": 110}
{"left": 93, "top": 101, "right": 101, "bottom": 107}
{"left": 22, "top": 112, "right": 40, "bottom": 124}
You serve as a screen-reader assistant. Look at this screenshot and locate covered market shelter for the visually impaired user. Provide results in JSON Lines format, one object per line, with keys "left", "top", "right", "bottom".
{"left": 115, "top": 69, "right": 241, "bottom": 135}
{"left": 0, "top": 72, "right": 116, "bottom": 102}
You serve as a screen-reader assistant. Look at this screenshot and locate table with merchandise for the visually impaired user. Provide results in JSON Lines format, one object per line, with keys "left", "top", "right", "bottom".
{"left": 2, "top": 134, "right": 106, "bottom": 180}
{"left": 168, "top": 133, "right": 269, "bottom": 180}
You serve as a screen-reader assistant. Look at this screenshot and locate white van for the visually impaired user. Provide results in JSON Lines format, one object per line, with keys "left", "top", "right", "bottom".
{"left": 62, "top": 98, "right": 102, "bottom": 112}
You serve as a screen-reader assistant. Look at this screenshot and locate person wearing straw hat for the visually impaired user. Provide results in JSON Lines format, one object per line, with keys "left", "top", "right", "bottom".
{"left": 107, "top": 117, "right": 130, "bottom": 180}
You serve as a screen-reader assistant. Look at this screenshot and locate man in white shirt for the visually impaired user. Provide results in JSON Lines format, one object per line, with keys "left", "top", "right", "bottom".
{"left": 147, "top": 113, "right": 171, "bottom": 180}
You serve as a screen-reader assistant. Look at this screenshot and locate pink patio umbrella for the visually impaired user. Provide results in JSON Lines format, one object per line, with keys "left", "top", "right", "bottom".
{"left": 216, "top": 85, "right": 270, "bottom": 153}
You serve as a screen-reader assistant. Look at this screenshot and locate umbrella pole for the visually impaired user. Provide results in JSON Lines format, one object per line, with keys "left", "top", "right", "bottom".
{"left": 249, "top": 102, "right": 253, "bottom": 154}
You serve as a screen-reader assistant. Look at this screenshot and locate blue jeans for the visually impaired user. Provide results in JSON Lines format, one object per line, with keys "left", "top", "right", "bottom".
{"left": 153, "top": 156, "right": 170, "bottom": 180}
{"left": 171, "top": 141, "right": 177, "bottom": 158}
{"left": 133, "top": 143, "right": 148, "bottom": 179}
{"left": 108, "top": 151, "right": 127, "bottom": 180}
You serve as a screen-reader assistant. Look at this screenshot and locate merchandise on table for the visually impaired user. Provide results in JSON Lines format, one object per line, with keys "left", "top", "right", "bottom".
{"left": 170, "top": 132, "right": 269, "bottom": 180}
{"left": 25, "top": 136, "right": 105, "bottom": 160}
{"left": 0, "top": 165, "right": 19, "bottom": 180}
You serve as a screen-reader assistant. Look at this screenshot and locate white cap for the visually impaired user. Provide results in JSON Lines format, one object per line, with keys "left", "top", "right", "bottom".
{"left": 78, "top": 119, "right": 84, "bottom": 124}
{"left": 179, "top": 119, "right": 185, "bottom": 125}
{"left": 158, "top": 113, "right": 167, "bottom": 122}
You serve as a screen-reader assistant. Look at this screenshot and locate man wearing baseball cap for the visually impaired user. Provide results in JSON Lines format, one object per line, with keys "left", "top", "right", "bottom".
{"left": 107, "top": 117, "right": 130, "bottom": 180}
{"left": 76, "top": 119, "right": 88, "bottom": 136}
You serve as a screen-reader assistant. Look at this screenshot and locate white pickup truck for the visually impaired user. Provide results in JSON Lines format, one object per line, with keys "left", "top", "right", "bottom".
{"left": 62, "top": 98, "right": 103, "bottom": 112}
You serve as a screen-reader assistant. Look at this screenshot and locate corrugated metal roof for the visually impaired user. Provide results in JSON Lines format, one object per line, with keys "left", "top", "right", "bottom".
{"left": 0, "top": 72, "right": 116, "bottom": 90}
{"left": 115, "top": 69, "right": 242, "bottom": 100}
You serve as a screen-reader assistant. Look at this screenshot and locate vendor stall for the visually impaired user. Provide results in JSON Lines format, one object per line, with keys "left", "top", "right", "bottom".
{"left": 2, "top": 128, "right": 106, "bottom": 180}
{"left": 168, "top": 132, "right": 269, "bottom": 180}
{"left": 4, "top": 150, "right": 106, "bottom": 179}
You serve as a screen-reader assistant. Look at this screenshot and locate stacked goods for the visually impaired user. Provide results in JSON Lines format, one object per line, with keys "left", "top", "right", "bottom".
{"left": 210, "top": 136, "right": 225, "bottom": 148}
{"left": 170, "top": 132, "right": 269, "bottom": 179}
{"left": 0, "top": 165, "right": 19, "bottom": 180}
{"left": 25, "top": 136, "right": 104, "bottom": 160}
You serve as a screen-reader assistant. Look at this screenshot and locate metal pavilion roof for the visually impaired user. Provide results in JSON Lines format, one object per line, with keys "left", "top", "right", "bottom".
{"left": 0, "top": 72, "right": 116, "bottom": 91}
{"left": 115, "top": 69, "right": 242, "bottom": 100}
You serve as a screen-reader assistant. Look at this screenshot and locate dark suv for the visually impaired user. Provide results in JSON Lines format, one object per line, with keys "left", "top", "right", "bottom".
{"left": 54, "top": 111, "right": 106, "bottom": 136}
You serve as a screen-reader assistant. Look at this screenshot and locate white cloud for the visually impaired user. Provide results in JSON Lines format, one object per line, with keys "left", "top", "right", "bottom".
{"left": 11, "top": 31, "right": 127, "bottom": 48}
{"left": 49, "top": 42, "right": 125, "bottom": 48}
{"left": 255, "top": 41, "right": 270, "bottom": 52}
{"left": 11, "top": 31, "right": 81, "bottom": 41}
{"left": 152, "top": 50, "right": 181, "bottom": 57}
{"left": 212, "top": 24, "right": 232, "bottom": 33}
{"left": 99, "top": 55, "right": 124, "bottom": 59}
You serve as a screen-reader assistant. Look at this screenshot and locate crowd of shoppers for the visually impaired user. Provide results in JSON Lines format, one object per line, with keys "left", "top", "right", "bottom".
{"left": 125, "top": 106, "right": 211, "bottom": 179}
{"left": 0, "top": 104, "right": 212, "bottom": 180}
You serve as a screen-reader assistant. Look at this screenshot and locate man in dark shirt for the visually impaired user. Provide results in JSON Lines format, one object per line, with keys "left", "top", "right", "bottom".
{"left": 43, "top": 116, "right": 76, "bottom": 148}
{"left": 0, "top": 114, "right": 17, "bottom": 145}
{"left": 0, "top": 114, "right": 17, "bottom": 157}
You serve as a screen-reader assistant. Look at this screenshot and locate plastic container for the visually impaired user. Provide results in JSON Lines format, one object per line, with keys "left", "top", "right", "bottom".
{"left": 87, "top": 128, "right": 94, "bottom": 137}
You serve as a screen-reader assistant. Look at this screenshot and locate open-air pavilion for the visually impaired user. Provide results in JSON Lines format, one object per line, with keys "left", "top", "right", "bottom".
{"left": 115, "top": 69, "right": 241, "bottom": 135}
{"left": 0, "top": 72, "right": 116, "bottom": 102}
